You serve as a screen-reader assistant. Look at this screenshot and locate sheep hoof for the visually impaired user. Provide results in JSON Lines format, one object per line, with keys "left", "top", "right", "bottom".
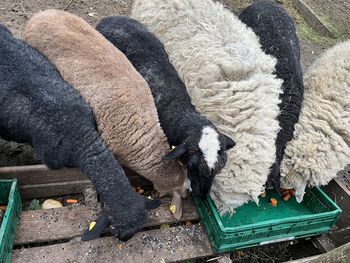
{"left": 272, "top": 179, "right": 282, "bottom": 196}
{"left": 170, "top": 191, "right": 183, "bottom": 220}
{"left": 81, "top": 212, "right": 110, "bottom": 241}
{"left": 144, "top": 196, "right": 161, "bottom": 209}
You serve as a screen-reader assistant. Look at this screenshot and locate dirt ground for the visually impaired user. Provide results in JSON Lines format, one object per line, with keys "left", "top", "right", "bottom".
{"left": 304, "top": 0, "right": 350, "bottom": 38}
{"left": 0, "top": 0, "right": 344, "bottom": 74}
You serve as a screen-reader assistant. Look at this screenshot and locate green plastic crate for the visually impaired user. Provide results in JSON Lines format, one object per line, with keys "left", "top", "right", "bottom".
{"left": 194, "top": 187, "right": 341, "bottom": 253}
{"left": 0, "top": 180, "right": 22, "bottom": 263}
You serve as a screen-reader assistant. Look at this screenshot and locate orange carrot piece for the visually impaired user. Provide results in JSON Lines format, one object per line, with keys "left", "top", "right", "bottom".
{"left": 66, "top": 199, "right": 78, "bottom": 204}
{"left": 283, "top": 193, "right": 291, "bottom": 202}
{"left": 270, "top": 198, "right": 278, "bottom": 207}
{"left": 282, "top": 189, "right": 289, "bottom": 195}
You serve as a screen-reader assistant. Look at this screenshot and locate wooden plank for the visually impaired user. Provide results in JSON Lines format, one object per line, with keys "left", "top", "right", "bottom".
{"left": 322, "top": 178, "right": 350, "bottom": 229}
{"left": 0, "top": 164, "right": 150, "bottom": 186}
{"left": 291, "top": 0, "right": 334, "bottom": 38}
{"left": 284, "top": 255, "right": 320, "bottom": 263}
{"left": 304, "top": 241, "right": 350, "bottom": 263}
{"left": 19, "top": 180, "right": 92, "bottom": 199}
{"left": 311, "top": 235, "right": 335, "bottom": 253}
{"left": 0, "top": 164, "right": 152, "bottom": 199}
{"left": 12, "top": 224, "right": 213, "bottom": 263}
{"left": 15, "top": 205, "right": 94, "bottom": 245}
{"left": 329, "top": 226, "right": 350, "bottom": 247}
{"left": 15, "top": 196, "right": 198, "bottom": 245}
{"left": 0, "top": 165, "right": 86, "bottom": 184}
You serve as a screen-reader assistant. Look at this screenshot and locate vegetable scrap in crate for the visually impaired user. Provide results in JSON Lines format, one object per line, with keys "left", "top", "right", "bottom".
{"left": 261, "top": 189, "right": 297, "bottom": 207}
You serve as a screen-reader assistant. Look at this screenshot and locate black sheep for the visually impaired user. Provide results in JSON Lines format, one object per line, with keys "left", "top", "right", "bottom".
{"left": 239, "top": 0, "right": 304, "bottom": 191}
{"left": 0, "top": 24, "right": 150, "bottom": 241}
{"left": 96, "top": 16, "right": 236, "bottom": 197}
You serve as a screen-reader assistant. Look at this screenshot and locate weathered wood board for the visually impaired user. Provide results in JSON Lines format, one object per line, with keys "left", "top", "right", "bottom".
{"left": 291, "top": 0, "right": 334, "bottom": 37}
{"left": 12, "top": 225, "right": 214, "bottom": 263}
{"left": 323, "top": 178, "right": 350, "bottom": 229}
{"left": 15, "top": 197, "right": 198, "bottom": 245}
{"left": 0, "top": 164, "right": 152, "bottom": 199}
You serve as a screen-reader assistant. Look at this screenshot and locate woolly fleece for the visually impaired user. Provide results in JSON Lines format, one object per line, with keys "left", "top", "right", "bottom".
{"left": 24, "top": 10, "right": 185, "bottom": 196}
{"left": 132, "top": 0, "right": 282, "bottom": 213}
{"left": 280, "top": 40, "right": 350, "bottom": 202}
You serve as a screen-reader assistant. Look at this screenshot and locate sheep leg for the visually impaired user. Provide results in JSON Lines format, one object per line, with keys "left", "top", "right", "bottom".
{"left": 76, "top": 133, "right": 148, "bottom": 241}
{"left": 268, "top": 163, "right": 282, "bottom": 195}
{"left": 81, "top": 195, "right": 161, "bottom": 241}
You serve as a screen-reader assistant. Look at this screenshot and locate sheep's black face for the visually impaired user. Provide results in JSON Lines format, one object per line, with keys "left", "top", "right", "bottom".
{"left": 187, "top": 153, "right": 221, "bottom": 197}
{"left": 163, "top": 126, "right": 235, "bottom": 198}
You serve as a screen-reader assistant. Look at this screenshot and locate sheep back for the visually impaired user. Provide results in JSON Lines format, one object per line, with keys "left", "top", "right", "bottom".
{"left": 280, "top": 40, "right": 350, "bottom": 201}
{"left": 23, "top": 9, "right": 185, "bottom": 195}
{"left": 239, "top": 0, "right": 304, "bottom": 190}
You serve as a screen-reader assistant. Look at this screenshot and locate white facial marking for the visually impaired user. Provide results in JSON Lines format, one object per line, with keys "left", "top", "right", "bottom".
{"left": 199, "top": 126, "right": 220, "bottom": 169}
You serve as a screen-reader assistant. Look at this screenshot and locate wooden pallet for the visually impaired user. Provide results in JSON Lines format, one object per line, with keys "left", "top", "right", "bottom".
{"left": 2, "top": 165, "right": 350, "bottom": 262}
{"left": 0, "top": 165, "right": 214, "bottom": 263}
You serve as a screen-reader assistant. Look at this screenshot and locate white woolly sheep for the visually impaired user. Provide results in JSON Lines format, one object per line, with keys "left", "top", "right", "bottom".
{"left": 280, "top": 40, "right": 350, "bottom": 202}
{"left": 24, "top": 10, "right": 186, "bottom": 201}
{"left": 132, "top": 0, "right": 283, "bottom": 213}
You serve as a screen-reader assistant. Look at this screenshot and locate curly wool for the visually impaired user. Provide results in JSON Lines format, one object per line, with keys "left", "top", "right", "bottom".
{"left": 132, "top": 0, "right": 282, "bottom": 213}
{"left": 280, "top": 40, "right": 350, "bottom": 202}
{"left": 24, "top": 9, "right": 185, "bottom": 196}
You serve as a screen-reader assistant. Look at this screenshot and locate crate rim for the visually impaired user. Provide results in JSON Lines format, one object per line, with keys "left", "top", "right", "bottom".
{"left": 210, "top": 226, "right": 332, "bottom": 253}
{"left": 0, "top": 179, "right": 18, "bottom": 235}
{"left": 206, "top": 187, "right": 342, "bottom": 232}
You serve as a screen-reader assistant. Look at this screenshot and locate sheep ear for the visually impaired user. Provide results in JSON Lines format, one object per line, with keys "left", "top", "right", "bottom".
{"left": 223, "top": 134, "right": 236, "bottom": 150}
{"left": 162, "top": 144, "right": 188, "bottom": 160}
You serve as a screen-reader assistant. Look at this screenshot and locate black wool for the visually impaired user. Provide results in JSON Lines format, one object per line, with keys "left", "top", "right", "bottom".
{"left": 0, "top": 24, "right": 147, "bottom": 241}
{"left": 239, "top": 1, "right": 304, "bottom": 191}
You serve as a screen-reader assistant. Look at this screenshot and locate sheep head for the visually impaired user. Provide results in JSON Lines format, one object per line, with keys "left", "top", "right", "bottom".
{"left": 163, "top": 126, "right": 235, "bottom": 197}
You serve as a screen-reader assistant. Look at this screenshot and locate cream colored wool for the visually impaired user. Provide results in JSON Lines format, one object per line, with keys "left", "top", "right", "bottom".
{"left": 280, "top": 40, "right": 350, "bottom": 202}
{"left": 24, "top": 10, "right": 185, "bottom": 196}
{"left": 132, "top": 0, "right": 282, "bottom": 213}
